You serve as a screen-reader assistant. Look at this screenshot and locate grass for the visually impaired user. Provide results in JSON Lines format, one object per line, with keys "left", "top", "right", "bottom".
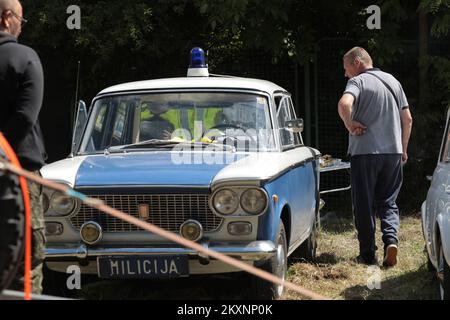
{"left": 70, "top": 213, "right": 439, "bottom": 300}
{"left": 284, "top": 212, "right": 439, "bottom": 300}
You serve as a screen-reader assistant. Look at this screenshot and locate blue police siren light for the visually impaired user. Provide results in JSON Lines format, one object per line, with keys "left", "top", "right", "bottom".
{"left": 187, "top": 47, "right": 209, "bottom": 77}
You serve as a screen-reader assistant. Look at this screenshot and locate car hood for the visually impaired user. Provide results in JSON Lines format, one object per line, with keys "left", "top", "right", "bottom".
{"left": 42, "top": 152, "right": 247, "bottom": 187}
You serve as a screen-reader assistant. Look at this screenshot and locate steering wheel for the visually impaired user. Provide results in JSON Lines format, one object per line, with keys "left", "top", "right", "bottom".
{"left": 202, "top": 123, "right": 256, "bottom": 143}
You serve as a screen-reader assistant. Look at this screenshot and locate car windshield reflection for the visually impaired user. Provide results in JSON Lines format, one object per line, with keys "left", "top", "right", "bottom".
{"left": 78, "top": 92, "right": 276, "bottom": 154}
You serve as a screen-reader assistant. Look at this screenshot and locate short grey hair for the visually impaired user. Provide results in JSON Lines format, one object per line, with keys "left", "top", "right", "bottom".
{"left": 343, "top": 47, "right": 373, "bottom": 66}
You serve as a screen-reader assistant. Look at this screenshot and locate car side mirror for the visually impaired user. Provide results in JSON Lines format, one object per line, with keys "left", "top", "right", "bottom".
{"left": 285, "top": 118, "right": 303, "bottom": 133}
{"left": 70, "top": 100, "right": 88, "bottom": 157}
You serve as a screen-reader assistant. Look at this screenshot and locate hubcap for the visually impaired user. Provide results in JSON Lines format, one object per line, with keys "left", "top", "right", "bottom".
{"left": 275, "top": 236, "right": 286, "bottom": 297}
{"left": 310, "top": 217, "right": 318, "bottom": 258}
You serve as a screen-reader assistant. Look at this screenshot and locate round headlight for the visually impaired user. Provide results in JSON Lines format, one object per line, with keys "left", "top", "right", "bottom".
{"left": 80, "top": 221, "right": 102, "bottom": 245}
{"left": 212, "top": 189, "right": 239, "bottom": 215}
{"left": 240, "top": 188, "right": 267, "bottom": 215}
{"left": 180, "top": 220, "right": 203, "bottom": 242}
{"left": 50, "top": 191, "right": 76, "bottom": 215}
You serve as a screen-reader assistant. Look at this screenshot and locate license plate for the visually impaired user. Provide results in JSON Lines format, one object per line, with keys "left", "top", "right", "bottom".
{"left": 97, "top": 256, "right": 189, "bottom": 279}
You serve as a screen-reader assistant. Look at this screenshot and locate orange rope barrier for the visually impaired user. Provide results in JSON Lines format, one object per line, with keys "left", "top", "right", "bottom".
{"left": 0, "top": 159, "right": 330, "bottom": 300}
{"left": 0, "top": 134, "right": 32, "bottom": 300}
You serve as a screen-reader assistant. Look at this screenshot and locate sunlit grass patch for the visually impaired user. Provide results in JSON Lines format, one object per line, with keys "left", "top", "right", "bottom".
{"left": 284, "top": 213, "right": 439, "bottom": 300}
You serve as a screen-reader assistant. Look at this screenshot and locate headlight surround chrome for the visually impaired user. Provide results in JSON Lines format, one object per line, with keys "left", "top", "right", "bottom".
{"left": 49, "top": 191, "right": 77, "bottom": 216}
{"left": 240, "top": 188, "right": 268, "bottom": 215}
{"left": 80, "top": 221, "right": 103, "bottom": 245}
{"left": 212, "top": 189, "right": 239, "bottom": 215}
{"left": 211, "top": 186, "right": 269, "bottom": 217}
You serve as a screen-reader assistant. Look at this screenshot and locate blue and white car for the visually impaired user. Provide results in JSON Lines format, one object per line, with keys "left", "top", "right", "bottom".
{"left": 42, "top": 48, "right": 322, "bottom": 299}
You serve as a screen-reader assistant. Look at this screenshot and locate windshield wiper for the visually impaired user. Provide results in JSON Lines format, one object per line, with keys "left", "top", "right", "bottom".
{"left": 105, "top": 139, "right": 182, "bottom": 154}
{"left": 105, "top": 139, "right": 235, "bottom": 154}
{"left": 186, "top": 142, "right": 236, "bottom": 153}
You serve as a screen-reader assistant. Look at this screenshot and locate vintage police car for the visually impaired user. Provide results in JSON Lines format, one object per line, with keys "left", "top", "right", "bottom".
{"left": 42, "top": 48, "right": 321, "bottom": 299}
{"left": 422, "top": 105, "right": 450, "bottom": 300}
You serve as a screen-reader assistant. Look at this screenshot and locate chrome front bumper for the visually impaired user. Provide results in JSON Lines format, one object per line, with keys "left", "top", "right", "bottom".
{"left": 45, "top": 240, "right": 276, "bottom": 262}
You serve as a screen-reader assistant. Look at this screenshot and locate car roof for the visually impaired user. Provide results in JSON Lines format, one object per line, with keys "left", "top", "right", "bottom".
{"left": 98, "top": 76, "right": 288, "bottom": 96}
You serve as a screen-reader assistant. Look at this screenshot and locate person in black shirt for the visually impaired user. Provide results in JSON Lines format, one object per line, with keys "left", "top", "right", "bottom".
{"left": 0, "top": 0, "right": 47, "bottom": 294}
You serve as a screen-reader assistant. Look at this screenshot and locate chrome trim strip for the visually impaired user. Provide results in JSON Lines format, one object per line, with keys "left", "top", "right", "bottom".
{"left": 45, "top": 241, "right": 276, "bottom": 261}
{"left": 74, "top": 186, "right": 212, "bottom": 197}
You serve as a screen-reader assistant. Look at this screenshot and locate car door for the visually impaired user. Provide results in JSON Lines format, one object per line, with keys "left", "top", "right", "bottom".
{"left": 426, "top": 108, "right": 450, "bottom": 260}
{"left": 276, "top": 95, "right": 313, "bottom": 243}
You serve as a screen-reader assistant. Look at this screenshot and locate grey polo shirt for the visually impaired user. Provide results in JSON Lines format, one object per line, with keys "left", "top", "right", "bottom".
{"left": 343, "top": 68, "right": 409, "bottom": 156}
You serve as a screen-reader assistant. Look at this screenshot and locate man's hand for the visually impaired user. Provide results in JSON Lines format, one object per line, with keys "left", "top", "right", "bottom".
{"left": 400, "top": 108, "right": 412, "bottom": 165}
{"left": 346, "top": 120, "right": 367, "bottom": 136}
{"left": 402, "top": 152, "right": 408, "bottom": 164}
{"left": 338, "top": 94, "right": 367, "bottom": 136}
{"left": 162, "top": 130, "right": 172, "bottom": 140}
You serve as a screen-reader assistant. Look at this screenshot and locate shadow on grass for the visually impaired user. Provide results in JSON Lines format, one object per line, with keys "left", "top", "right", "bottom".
{"left": 320, "top": 218, "right": 355, "bottom": 234}
{"left": 289, "top": 252, "right": 342, "bottom": 266}
{"left": 73, "top": 273, "right": 254, "bottom": 300}
{"left": 315, "top": 252, "right": 342, "bottom": 265}
{"left": 342, "top": 264, "right": 439, "bottom": 300}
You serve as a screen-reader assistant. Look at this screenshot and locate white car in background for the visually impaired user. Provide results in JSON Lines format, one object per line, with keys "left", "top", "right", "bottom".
{"left": 422, "top": 105, "right": 450, "bottom": 300}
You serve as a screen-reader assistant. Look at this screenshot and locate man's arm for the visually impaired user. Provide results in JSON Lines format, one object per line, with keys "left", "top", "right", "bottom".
{"left": 337, "top": 93, "right": 366, "bottom": 135}
{"left": 400, "top": 107, "right": 413, "bottom": 164}
{"left": 2, "top": 51, "right": 44, "bottom": 149}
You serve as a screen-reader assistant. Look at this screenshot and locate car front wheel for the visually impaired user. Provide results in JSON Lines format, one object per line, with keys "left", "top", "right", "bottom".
{"left": 251, "top": 221, "right": 287, "bottom": 300}
{"left": 438, "top": 243, "right": 450, "bottom": 300}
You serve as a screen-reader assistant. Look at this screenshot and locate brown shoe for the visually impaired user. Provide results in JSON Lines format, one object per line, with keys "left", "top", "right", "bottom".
{"left": 383, "top": 244, "right": 398, "bottom": 267}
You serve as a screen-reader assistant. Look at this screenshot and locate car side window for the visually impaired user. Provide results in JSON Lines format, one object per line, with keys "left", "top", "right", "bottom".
{"left": 287, "top": 97, "right": 303, "bottom": 146}
{"left": 92, "top": 103, "right": 109, "bottom": 150}
{"left": 111, "top": 102, "right": 128, "bottom": 146}
{"left": 274, "top": 96, "right": 282, "bottom": 110}
{"left": 277, "top": 97, "right": 295, "bottom": 147}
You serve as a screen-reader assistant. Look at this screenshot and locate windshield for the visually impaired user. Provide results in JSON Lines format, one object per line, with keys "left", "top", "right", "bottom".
{"left": 78, "top": 92, "right": 275, "bottom": 153}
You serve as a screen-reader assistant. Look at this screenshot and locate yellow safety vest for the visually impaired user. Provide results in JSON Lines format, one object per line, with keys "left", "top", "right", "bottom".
{"left": 141, "top": 107, "right": 222, "bottom": 141}
{"left": 186, "top": 108, "right": 222, "bottom": 140}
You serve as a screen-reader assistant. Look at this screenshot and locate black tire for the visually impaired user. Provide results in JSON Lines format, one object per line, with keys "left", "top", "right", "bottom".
{"left": 426, "top": 249, "right": 435, "bottom": 272}
{"left": 251, "top": 221, "right": 287, "bottom": 300}
{"left": 292, "top": 214, "right": 318, "bottom": 262}
{"left": 438, "top": 243, "right": 450, "bottom": 300}
{"left": 0, "top": 169, "right": 25, "bottom": 292}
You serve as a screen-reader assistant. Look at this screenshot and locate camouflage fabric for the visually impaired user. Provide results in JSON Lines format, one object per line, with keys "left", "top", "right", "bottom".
{"left": 9, "top": 171, "right": 46, "bottom": 294}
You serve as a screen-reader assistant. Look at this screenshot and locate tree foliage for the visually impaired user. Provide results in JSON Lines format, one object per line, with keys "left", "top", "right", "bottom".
{"left": 16, "top": 1, "right": 450, "bottom": 210}
{"left": 421, "top": 0, "right": 450, "bottom": 37}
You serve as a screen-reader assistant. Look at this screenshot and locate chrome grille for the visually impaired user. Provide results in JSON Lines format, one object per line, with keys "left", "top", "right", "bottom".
{"left": 70, "top": 194, "right": 222, "bottom": 233}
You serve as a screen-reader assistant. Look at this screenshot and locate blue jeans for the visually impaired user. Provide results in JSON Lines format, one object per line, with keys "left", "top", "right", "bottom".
{"left": 350, "top": 154, "right": 402, "bottom": 260}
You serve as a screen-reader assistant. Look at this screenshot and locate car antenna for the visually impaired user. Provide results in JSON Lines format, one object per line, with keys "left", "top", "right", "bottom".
{"left": 73, "top": 60, "right": 81, "bottom": 130}
{"left": 75, "top": 60, "right": 81, "bottom": 108}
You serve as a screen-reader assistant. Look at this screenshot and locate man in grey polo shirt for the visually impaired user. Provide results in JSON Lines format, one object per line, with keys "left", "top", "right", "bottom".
{"left": 337, "top": 47, "right": 413, "bottom": 267}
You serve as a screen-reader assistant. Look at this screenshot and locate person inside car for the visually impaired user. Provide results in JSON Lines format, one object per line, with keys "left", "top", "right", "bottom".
{"left": 140, "top": 103, "right": 176, "bottom": 141}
